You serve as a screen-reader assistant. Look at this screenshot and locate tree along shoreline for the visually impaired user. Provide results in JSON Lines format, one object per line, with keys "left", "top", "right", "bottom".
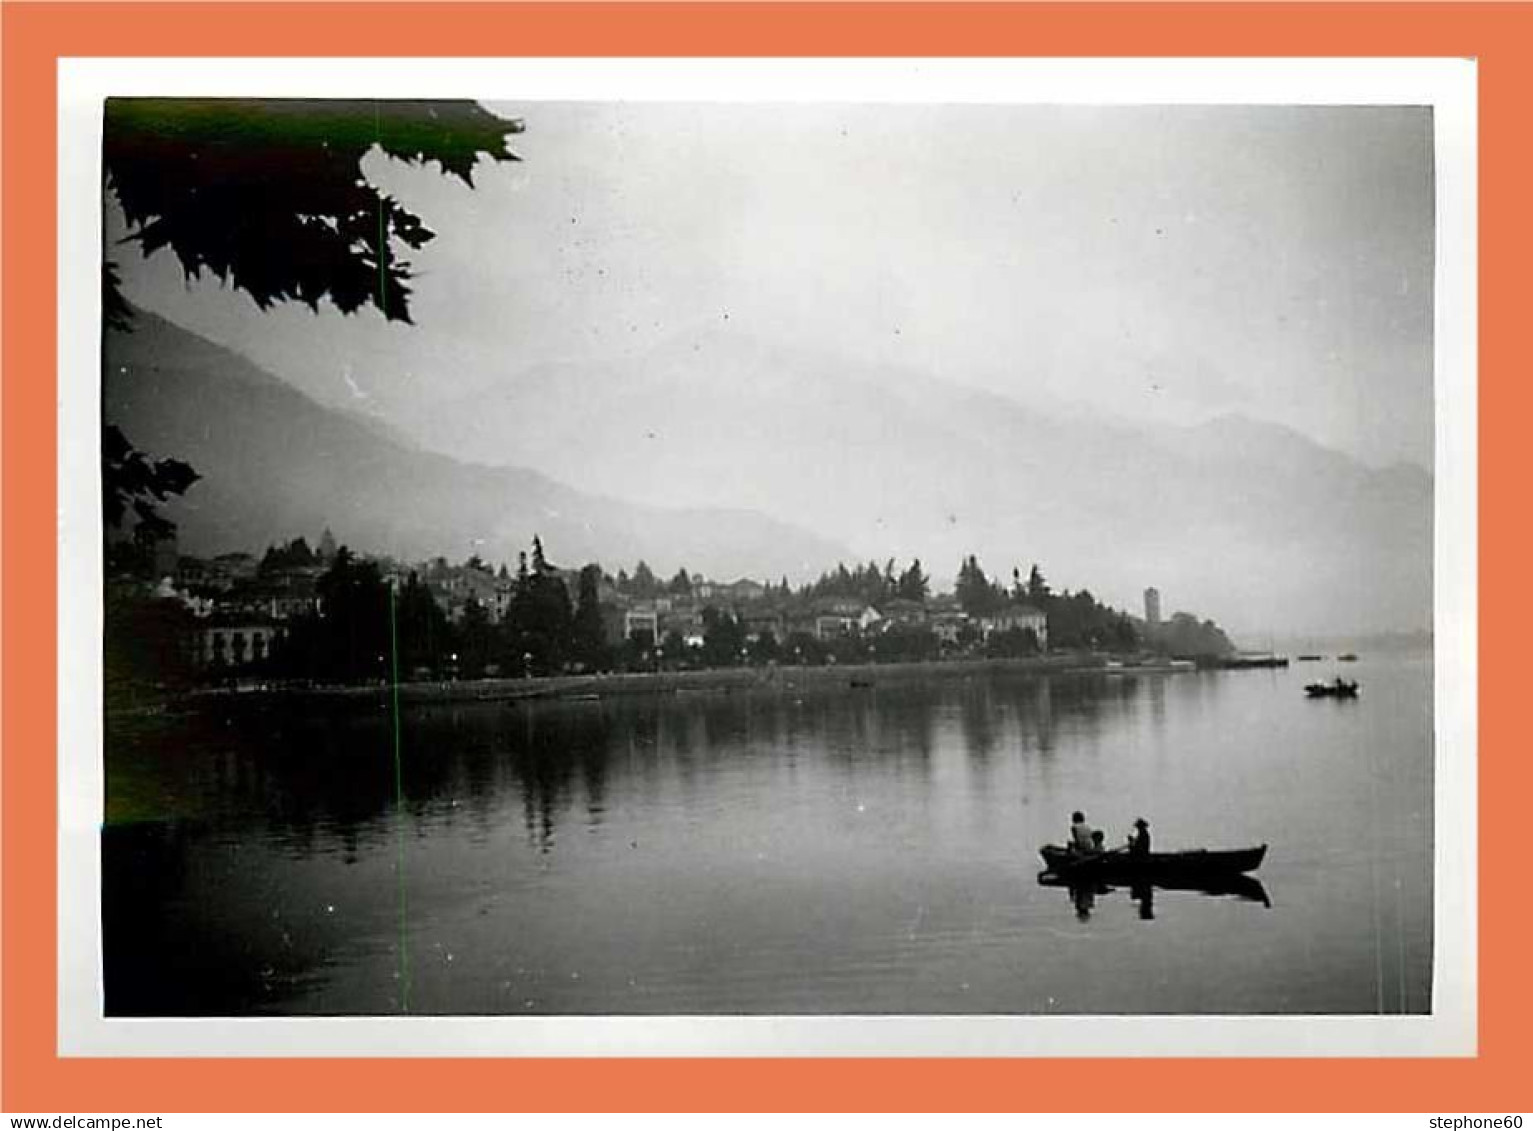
{"left": 111, "top": 651, "right": 1210, "bottom": 718}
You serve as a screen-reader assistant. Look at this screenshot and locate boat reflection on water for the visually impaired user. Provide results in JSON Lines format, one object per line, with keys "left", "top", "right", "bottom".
{"left": 1038, "top": 870, "right": 1271, "bottom": 920}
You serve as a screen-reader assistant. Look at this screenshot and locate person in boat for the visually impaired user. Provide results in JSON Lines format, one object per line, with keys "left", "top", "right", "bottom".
{"left": 1128, "top": 817, "right": 1152, "bottom": 857}
{"left": 1069, "top": 811, "right": 1095, "bottom": 853}
{"left": 1091, "top": 830, "right": 1107, "bottom": 854}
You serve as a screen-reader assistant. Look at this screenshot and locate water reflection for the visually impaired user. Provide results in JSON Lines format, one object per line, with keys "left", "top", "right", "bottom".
{"left": 106, "top": 673, "right": 1139, "bottom": 1011}
{"left": 117, "top": 671, "right": 1153, "bottom": 855}
{"left": 1038, "top": 871, "right": 1271, "bottom": 921}
{"left": 103, "top": 661, "right": 1427, "bottom": 1015}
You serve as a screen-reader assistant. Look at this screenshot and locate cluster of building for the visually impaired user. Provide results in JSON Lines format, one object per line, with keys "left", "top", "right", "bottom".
{"left": 610, "top": 591, "right": 1048, "bottom": 652}
{"left": 128, "top": 528, "right": 1057, "bottom": 670}
{"left": 141, "top": 530, "right": 340, "bottom": 669}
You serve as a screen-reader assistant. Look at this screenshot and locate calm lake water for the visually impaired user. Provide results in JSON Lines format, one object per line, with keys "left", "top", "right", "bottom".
{"left": 104, "top": 653, "right": 1433, "bottom": 1015}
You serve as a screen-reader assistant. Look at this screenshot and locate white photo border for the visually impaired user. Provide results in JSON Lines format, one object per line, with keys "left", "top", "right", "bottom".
{"left": 58, "top": 56, "right": 1477, "bottom": 1057}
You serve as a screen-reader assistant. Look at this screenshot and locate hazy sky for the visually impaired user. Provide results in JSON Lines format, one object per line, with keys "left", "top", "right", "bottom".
{"left": 116, "top": 102, "right": 1435, "bottom": 470}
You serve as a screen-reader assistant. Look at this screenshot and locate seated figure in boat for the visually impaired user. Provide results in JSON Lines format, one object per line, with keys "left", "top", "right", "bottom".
{"left": 1069, "top": 810, "right": 1096, "bottom": 854}
{"left": 1129, "top": 817, "right": 1152, "bottom": 857}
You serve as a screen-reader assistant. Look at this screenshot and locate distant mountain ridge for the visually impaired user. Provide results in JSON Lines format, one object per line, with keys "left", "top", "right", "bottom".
{"left": 105, "top": 310, "right": 1433, "bottom": 638}
{"left": 403, "top": 325, "right": 1432, "bottom": 639}
{"left": 102, "top": 309, "right": 852, "bottom": 580}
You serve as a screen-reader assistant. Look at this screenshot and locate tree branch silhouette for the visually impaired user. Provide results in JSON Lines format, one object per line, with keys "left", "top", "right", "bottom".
{"left": 102, "top": 98, "right": 524, "bottom": 542}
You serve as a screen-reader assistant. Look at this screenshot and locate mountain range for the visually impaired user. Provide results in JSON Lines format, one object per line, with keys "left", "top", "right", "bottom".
{"left": 102, "top": 309, "right": 850, "bottom": 582}
{"left": 406, "top": 325, "right": 1433, "bottom": 638}
{"left": 104, "top": 311, "right": 1433, "bottom": 640}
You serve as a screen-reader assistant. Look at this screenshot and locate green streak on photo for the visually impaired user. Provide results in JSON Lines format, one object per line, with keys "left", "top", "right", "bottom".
{"left": 390, "top": 584, "right": 410, "bottom": 1013}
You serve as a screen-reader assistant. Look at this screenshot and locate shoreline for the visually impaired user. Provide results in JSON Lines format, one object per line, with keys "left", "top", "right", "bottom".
{"left": 134, "top": 653, "right": 1215, "bottom": 715}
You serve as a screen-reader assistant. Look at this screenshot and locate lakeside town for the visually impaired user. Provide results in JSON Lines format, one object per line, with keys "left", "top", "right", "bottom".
{"left": 105, "top": 527, "right": 1238, "bottom": 700}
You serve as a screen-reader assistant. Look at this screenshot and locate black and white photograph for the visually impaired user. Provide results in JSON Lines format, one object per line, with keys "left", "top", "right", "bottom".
{"left": 69, "top": 59, "right": 1472, "bottom": 1049}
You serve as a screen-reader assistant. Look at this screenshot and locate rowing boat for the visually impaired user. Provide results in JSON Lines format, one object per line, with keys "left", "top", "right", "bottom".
{"left": 1305, "top": 679, "right": 1359, "bottom": 698}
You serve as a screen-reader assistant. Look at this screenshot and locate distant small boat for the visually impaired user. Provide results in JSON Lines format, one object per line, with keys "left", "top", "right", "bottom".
{"left": 1039, "top": 843, "right": 1266, "bottom": 880}
{"left": 1297, "top": 654, "right": 1324, "bottom": 662}
{"left": 1305, "top": 679, "right": 1359, "bottom": 699}
{"left": 1337, "top": 653, "right": 1359, "bottom": 662}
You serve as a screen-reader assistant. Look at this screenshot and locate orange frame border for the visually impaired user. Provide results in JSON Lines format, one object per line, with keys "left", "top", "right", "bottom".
{"left": 2, "top": 2, "right": 1519, "bottom": 1113}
